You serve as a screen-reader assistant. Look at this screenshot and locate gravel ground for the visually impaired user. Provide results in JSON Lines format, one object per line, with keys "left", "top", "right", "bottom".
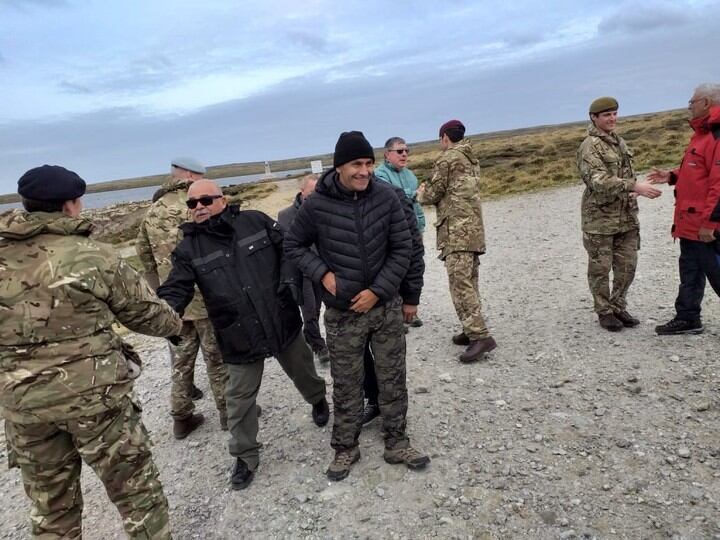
{"left": 2, "top": 183, "right": 719, "bottom": 540}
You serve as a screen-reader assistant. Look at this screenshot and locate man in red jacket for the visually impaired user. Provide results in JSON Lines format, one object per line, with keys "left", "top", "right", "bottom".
{"left": 649, "top": 83, "right": 720, "bottom": 334}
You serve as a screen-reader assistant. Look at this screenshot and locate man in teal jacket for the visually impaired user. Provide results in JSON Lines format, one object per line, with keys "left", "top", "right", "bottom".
{"left": 375, "top": 137, "right": 425, "bottom": 328}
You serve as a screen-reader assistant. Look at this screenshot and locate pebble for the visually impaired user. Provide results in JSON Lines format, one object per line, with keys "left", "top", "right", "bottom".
{"left": 439, "top": 516, "right": 453, "bottom": 526}
{"left": 669, "top": 355, "right": 680, "bottom": 362}
{"left": 694, "top": 401, "right": 710, "bottom": 412}
{"left": 677, "top": 447, "right": 691, "bottom": 459}
{"left": 438, "top": 373, "right": 453, "bottom": 383}
{"left": 560, "top": 530, "right": 577, "bottom": 539}
{"left": 414, "top": 386, "right": 430, "bottom": 394}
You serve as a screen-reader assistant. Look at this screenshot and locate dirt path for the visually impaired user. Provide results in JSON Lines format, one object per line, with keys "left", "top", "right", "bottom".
{"left": 1, "top": 184, "right": 719, "bottom": 540}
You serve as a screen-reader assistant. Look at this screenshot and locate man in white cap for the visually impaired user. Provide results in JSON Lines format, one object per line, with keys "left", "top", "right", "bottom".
{"left": 136, "top": 158, "right": 229, "bottom": 439}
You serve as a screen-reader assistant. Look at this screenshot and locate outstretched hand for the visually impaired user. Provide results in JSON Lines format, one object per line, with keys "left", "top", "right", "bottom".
{"left": 647, "top": 168, "right": 671, "bottom": 185}
{"left": 633, "top": 181, "right": 662, "bottom": 199}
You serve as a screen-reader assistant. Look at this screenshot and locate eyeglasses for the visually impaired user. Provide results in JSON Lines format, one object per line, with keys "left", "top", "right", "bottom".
{"left": 186, "top": 195, "right": 223, "bottom": 209}
{"left": 389, "top": 148, "right": 409, "bottom": 155}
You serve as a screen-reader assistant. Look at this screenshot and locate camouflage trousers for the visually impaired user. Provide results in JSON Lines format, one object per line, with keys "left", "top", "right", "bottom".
{"left": 170, "top": 319, "right": 227, "bottom": 420}
{"left": 325, "top": 296, "right": 409, "bottom": 452}
{"left": 445, "top": 251, "right": 490, "bottom": 339}
{"left": 582, "top": 229, "right": 639, "bottom": 315}
{"left": 5, "top": 397, "right": 171, "bottom": 539}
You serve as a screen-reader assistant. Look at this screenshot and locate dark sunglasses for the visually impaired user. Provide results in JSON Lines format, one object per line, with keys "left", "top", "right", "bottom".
{"left": 186, "top": 194, "right": 223, "bottom": 209}
{"left": 390, "top": 148, "right": 409, "bottom": 155}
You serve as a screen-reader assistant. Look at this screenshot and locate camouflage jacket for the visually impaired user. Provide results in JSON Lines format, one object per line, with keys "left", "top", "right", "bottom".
{"left": 577, "top": 125, "right": 639, "bottom": 235}
{"left": 136, "top": 177, "right": 207, "bottom": 320}
{"left": 419, "top": 139, "right": 486, "bottom": 259}
{"left": 0, "top": 210, "right": 182, "bottom": 423}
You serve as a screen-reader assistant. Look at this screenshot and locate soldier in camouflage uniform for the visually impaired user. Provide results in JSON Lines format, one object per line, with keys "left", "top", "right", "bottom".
{"left": 136, "top": 158, "right": 228, "bottom": 438}
{"left": 418, "top": 120, "right": 497, "bottom": 363}
{"left": 577, "top": 97, "right": 661, "bottom": 331}
{"left": 0, "top": 165, "right": 183, "bottom": 539}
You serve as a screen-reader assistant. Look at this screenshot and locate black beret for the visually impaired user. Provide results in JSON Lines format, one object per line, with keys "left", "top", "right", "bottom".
{"left": 589, "top": 97, "right": 619, "bottom": 114}
{"left": 333, "top": 131, "right": 375, "bottom": 168}
{"left": 439, "top": 119, "right": 465, "bottom": 139}
{"left": 18, "top": 165, "right": 86, "bottom": 202}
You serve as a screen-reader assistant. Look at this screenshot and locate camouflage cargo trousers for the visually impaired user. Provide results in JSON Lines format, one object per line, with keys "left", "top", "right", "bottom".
{"left": 582, "top": 229, "right": 639, "bottom": 315}
{"left": 445, "top": 251, "right": 489, "bottom": 340}
{"left": 170, "top": 319, "right": 227, "bottom": 420}
{"left": 5, "top": 396, "right": 171, "bottom": 539}
{"left": 325, "top": 296, "right": 409, "bottom": 452}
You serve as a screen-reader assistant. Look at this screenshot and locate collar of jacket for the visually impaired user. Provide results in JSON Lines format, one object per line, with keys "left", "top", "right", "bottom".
{"left": 383, "top": 160, "right": 403, "bottom": 173}
{"left": 446, "top": 139, "right": 479, "bottom": 164}
{"left": 0, "top": 210, "right": 94, "bottom": 240}
{"left": 293, "top": 192, "right": 303, "bottom": 210}
{"left": 690, "top": 105, "right": 720, "bottom": 134}
{"left": 152, "top": 177, "right": 192, "bottom": 203}
{"left": 587, "top": 124, "right": 619, "bottom": 145}
{"left": 316, "top": 168, "right": 374, "bottom": 201}
{"left": 180, "top": 205, "right": 239, "bottom": 237}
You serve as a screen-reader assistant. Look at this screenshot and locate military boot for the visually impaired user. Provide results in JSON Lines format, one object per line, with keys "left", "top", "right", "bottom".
{"left": 173, "top": 413, "right": 205, "bottom": 440}
{"left": 614, "top": 310, "right": 640, "bottom": 328}
{"left": 383, "top": 446, "right": 431, "bottom": 470}
{"left": 598, "top": 313, "right": 623, "bottom": 332}
{"left": 452, "top": 332, "right": 470, "bottom": 346}
{"left": 326, "top": 447, "right": 361, "bottom": 481}
{"left": 459, "top": 337, "right": 497, "bottom": 363}
{"left": 190, "top": 384, "right": 204, "bottom": 401}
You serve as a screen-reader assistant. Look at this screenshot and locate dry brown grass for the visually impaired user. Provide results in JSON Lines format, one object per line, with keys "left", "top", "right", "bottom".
{"left": 407, "top": 109, "right": 690, "bottom": 199}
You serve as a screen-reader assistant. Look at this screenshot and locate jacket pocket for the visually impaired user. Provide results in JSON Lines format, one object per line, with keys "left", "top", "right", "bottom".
{"left": 216, "top": 321, "right": 252, "bottom": 354}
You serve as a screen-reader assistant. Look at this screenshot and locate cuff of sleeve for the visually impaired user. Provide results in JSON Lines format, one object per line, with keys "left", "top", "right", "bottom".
{"left": 310, "top": 264, "right": 330, "bottom": 284}
{"left": 669, "top": 171, "right": 678, "bottom": 186}
{"left": 401, "top": 292, "right": 420, "bottom": 306}
{"left": 624, "top": 178, "right": 637, "bottom": 192}
{"left": 368, "top": 285, "right": 388, "bottom": 302}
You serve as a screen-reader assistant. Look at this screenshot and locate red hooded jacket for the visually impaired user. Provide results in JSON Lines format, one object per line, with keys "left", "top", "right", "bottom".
{"left": 670, "top": 105, "right": 720, "bottom": 240}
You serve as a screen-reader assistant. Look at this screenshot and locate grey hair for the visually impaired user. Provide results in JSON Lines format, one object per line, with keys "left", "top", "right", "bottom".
{"left": 384, "top": 137, "right": 406, "bottom": 150}
{"left": 694, "top": 83, "right": 720, "bottom": 105}
{"left": 298, "top": 173, "right": 319, "bottom": 189}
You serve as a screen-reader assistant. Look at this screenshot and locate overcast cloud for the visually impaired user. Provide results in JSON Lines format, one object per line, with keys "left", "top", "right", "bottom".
{"left": 0, "top": 0, "right": 718, "bottom": 192}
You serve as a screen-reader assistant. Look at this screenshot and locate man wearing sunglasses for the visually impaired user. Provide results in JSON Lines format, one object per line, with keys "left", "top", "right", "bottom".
{"left": 136, "top": 158, "right": 228, "bottom": 441}
{"left": 374, "top": 137, "right": 426, "bottom": 330}
{"left": 158, "top": 179, "right": 329, "bottom": 490}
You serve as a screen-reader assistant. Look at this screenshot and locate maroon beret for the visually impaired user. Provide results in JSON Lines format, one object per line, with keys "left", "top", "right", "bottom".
{"left": 439, "top": 119, "right": 465, "bottom": 139}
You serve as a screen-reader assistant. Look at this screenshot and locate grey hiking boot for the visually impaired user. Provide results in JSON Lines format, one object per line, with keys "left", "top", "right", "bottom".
{"left": 383, "top": 446, "right": 430, "bottom": 470}
{"left": 326, "top": 447, "right": 361, "bottom": 481}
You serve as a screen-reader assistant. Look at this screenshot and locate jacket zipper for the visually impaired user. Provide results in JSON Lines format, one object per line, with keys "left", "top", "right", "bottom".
{"left": 353, "top": 193, "right": 370, "bottom": 289}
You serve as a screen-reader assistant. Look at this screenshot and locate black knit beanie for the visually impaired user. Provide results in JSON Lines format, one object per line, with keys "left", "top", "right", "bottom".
{"left": 333, "top": 131, "right": 375, "bottom": 168}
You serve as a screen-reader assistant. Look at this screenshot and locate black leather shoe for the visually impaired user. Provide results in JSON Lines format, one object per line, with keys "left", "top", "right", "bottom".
{"left": 231, "top": 458, "right": 254, "bottom": 490}
{"left": 361, "top": 402, "right": 380, "bottom": 425}
{"left": 190, "top": 384, "right": 203, "bottom": 401}
{"left": 312, "top": 398, "right": 330, "bottom": 427}
{"left": 655, "top": 318, "right": 704, "bottom": 335}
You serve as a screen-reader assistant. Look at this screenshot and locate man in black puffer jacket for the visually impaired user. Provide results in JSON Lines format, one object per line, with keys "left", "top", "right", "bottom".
{"left": 158, "top": 179, "right": 329, "bottom": 491}
{"left": 285, "top": 131, "right": 430, "bottom": 481}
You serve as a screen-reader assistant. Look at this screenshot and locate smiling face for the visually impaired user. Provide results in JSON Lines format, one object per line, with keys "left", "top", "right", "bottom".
{"left": 336, "top": 158, "right": 374, "bottom": 192}
{"left": 591, "top": 110, "right": 618, "bottom": 134}
{"left": 186, "top": 179, "right": 226, "bottom": 223}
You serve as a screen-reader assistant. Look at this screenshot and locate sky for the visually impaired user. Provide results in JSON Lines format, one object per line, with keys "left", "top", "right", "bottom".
{"left": 0, "top": 0, "right": 718, "bottom": 193}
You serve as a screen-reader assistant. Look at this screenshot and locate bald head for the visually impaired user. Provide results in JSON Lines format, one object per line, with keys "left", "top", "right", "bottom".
{"left": 186, "top": 179, "right": 226, "bottom": 223}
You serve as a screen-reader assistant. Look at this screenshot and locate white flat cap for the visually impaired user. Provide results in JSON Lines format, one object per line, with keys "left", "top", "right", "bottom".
{"left": 171, "top": 157, "right": 206, "bottom": 174}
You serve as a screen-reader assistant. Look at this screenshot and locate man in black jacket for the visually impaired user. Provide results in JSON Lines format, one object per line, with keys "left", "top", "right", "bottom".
{"left": 285, "top": 131, "right": 430, "bottom": 481}
{"left": 158, "top": 179, "right": 329, "bottom": 490}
